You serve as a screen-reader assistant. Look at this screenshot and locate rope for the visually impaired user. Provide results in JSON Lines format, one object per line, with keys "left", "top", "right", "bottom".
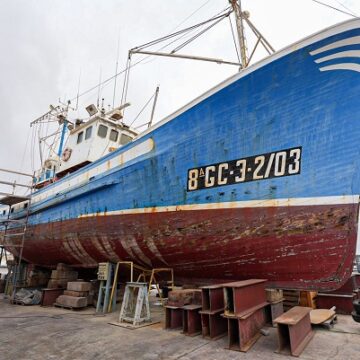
{"left": 129, "top": 92, "right": 156, "bottom": 127}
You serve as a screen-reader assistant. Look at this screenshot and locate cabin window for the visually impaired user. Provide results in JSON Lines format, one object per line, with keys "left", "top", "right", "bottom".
{"left": 10, "top": 207, "right": 14, "bottom": 213}
{"left": 120, "top": 134, "right": 132, "bottom": 145}
{"left": 2, "top": 210, "right": 6, "bottom": 215}
{"left": 110, "top": 129, "right": 119, "bottom": 142}
{"left": 85, "top": 126, "right": 92, "bottom": 140}
{"left": 24, "top": 202, "right": 28, "bottom": 209}
{"left": 77, "top": 131, "right": 84, "bottom": 144}
{"left": 98, "top": 124, "right": 108, "bottom": 138}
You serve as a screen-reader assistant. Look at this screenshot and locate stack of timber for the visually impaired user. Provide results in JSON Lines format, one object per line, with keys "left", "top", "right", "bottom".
{"left": 26, "top": 264, "right": 50, "bottom": 287}
{"left": 283, "top": 290, "right": 300, "bottom": 311}
{"left": 47, "top": 263, "right": 78, "bottom": 289}
{"left": 55, "top": 281, "right": 92, "bottom": 309}
{"left": 265, "top": 289, "right": 284, "bottom": 326}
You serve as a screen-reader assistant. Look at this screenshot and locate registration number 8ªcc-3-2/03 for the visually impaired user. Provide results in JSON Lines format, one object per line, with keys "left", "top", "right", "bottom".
{"left": 187, "top": 147, "right": 302, "bottom": 191}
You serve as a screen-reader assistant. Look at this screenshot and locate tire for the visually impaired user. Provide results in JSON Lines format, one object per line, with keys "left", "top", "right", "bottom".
{"left": 351, "top": 311, "right": 360, "bottom": 323}
{"left": 353, "top": 299, "right": 360, "bottom": 314}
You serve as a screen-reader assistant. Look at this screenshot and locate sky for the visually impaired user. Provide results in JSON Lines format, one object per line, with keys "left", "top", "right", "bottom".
{"left": 0, "top": 0, "right": 360, "bottom": 252}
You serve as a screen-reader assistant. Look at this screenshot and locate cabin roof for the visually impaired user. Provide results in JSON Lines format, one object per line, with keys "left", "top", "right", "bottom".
{"left": 70, "top": 116, "right": 137, "bottom": 136}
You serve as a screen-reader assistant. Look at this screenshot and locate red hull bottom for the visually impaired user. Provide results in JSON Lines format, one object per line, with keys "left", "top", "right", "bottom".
{"left": 6, "top": 203, "right": 358, "bottom": 291}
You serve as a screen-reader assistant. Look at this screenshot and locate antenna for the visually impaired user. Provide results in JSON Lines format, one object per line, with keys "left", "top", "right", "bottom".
{"left": 112, "top": 31, "right": 121, "bottom": 109}
{"left": 97, "top": 68, "right": 102, "bottom": 108}
{"left": 75, "top": 70, "right": 81, "bottom": 112}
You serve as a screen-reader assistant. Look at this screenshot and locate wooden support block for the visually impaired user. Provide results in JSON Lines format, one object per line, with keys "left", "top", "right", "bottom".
{"left": 47, "top": 279, "right": 69, "bottom": 289}
{"left": 67, "top": 281, "right": 91, "bottom": 292}
{"left": 51, "top": 270, "right": 78, "bottom": 280}
{"left": 56, "top": 295, "right": 87, "bottom": 308}
{"left": 299, "top": 291, "right": 317, "bottom": 309}
{"left": 168, "top": 289, "right": 202, "bottom": 307}
{"left": 64, "top": 290, "right": 89, "bottom": 297}
{"left": 266, "top": 289, "right": 283, "bottom": 303}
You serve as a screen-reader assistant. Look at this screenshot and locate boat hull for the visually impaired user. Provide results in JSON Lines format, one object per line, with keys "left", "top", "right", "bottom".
{"left": 7, "top": 201, "right": 357, "bottom": 290}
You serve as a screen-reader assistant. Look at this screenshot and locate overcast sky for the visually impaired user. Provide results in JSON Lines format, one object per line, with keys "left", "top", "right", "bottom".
{"left": 0, "top": 0, "right": 360, "bottom": 253}
{"left": 0, "top": 0, "right": 358, "bottom": 173}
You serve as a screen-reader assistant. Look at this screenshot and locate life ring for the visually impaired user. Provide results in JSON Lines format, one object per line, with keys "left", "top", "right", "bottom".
{"left": 61, "top": 147, "right": 72, "bottom": 162}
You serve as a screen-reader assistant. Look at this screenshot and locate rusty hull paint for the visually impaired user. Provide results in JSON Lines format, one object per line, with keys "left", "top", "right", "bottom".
{"left": 4, "top": 203, "right": 357, "bottom": 292}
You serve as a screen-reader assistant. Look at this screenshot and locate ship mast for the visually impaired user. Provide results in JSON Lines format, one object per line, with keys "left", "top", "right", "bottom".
{"left": 229, "top": 0, "right": 248, "bottom": 68}
{"left": 229, "top": 0, "right": 275, "bottom": 70}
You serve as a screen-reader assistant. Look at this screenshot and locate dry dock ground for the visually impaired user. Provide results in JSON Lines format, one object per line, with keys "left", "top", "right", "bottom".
{"left": 0, "top": 296, "right": 360, "bottom": 360}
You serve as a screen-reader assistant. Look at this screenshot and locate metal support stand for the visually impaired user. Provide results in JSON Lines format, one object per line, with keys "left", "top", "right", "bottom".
{"left": 119, "top": 282, "right": 150, "bottom": 326}
{"left": 96, "top": 263, "right": 117, "bottom": 313}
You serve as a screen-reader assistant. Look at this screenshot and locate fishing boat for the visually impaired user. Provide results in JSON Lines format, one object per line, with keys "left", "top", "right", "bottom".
{"left": 1, "top": 1, "right": 359, "bottom": 291}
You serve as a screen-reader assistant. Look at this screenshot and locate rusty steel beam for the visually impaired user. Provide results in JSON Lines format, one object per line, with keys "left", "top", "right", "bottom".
{"left": 165, "top": 306, "right": 183, "bottom": 330}
{"left": 182, "top": 304, "right": 202, "bottom": 336}
{"left": 226, "top": 307, "right": 266, "bottom": 352}
{"left": 223, "top": 279, "right": 268, "bottom": 317}
{"left": 274, "top": 306, "right": 314, "bottom": 357}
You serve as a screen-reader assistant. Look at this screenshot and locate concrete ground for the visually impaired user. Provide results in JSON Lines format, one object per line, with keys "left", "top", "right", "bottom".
{"left": 0, "top": 296, "right": 360, "bottom": 360}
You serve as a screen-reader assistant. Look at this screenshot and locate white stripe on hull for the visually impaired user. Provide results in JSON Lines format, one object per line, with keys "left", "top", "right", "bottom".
{"left": 78, "top": 195, "right": 359, "bottom": 218}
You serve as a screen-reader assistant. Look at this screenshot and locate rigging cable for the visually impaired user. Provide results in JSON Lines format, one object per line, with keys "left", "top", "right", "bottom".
{"left": 311, "top": 0, "right": 357, "bottom": 18}
{"left": 19, "top": 127, "right": 31, "bottom": 174}
{"left": 335, "top": 0, "right": 358, "bottom": 17}
{"left": 67, "top": 7, "right": 233, "bottom": 104}
{"left": 133, "top": 9, "right": 231, "bottom": 51}
{"left": 169, "top": 0, "right": 212, "bottom": 33}
{"left": 171, "top": 11, "right": 231, "bottom": 53}
{"left": 229, "top": 15, "right": 241, "bottom": 63}
{"left": 129, "top": 91, "right": 156, "bottom": 127}
{"left": 120, "top": 7, "right": 232, "bottom": 113}
{"left": 139, "top": 6, "right": 232, "bottom": 67}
